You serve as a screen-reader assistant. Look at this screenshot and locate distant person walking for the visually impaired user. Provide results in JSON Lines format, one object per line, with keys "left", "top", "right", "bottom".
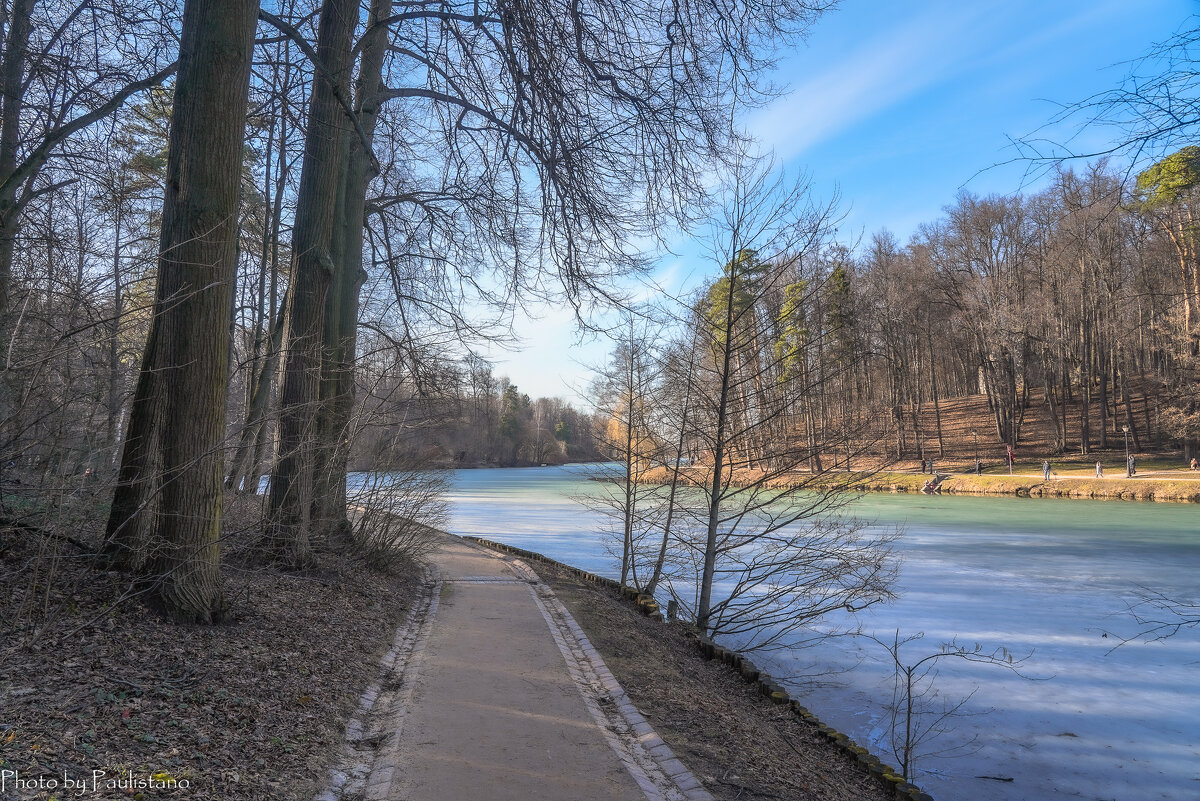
{"left": 1127, "top": 455, "right": 1137, "bottom": 477}
{"left": 1042, "top": 460, "right": 1051, "bottom": 481}
{"left": 1095, "top": 461, "right": 1103, "bottom": 478}
{"left": 1191, "top": 457, "right": 1198, "bottom": 471}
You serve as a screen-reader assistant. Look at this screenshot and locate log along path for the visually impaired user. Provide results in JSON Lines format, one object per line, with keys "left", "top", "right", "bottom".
{"left": 318, "top": 534, "right": 712, "bottom": 801}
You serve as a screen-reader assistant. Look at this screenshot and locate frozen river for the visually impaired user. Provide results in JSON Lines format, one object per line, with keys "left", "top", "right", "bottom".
{"left": 422, "top": 463, "right": 1200, "bottom": 801}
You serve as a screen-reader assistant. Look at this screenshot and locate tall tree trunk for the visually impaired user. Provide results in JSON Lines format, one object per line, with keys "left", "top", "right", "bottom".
{"left": 0, "top": 0, "right": 34, "bottom": 440}
{"left": 308, "top": 135, "right": 351, "bottom": 540}
{"left": 1079, "top": 311, "right": 1091, "bottom": 455}
{"left": 1098, "top": 347, "right": 1109, "bottom": 449}
{"left": 698, "top": 262, "right": 739, "bottom": 633}
{"left": 1042, "top": 347, "right": 1064, "bottom": 452}
{"left": 620, "top": 332, "right": 635, "bottom": 588}
{"left": 1060, "top": 356, "right": 1069, "bottom": 448}
{"left": 1118, "top": 356, "right": 1141, "bottom": 451}
{"left": 104, "top": 0, "right": 259, "bottom": 622}
{"left": 1142, "top": 391, "right": 1154, "bottom": 446}
{"left": 926, "top": 327, "right": 944, "bottom": 457}
{"left": 309, "top": 0, "right": 391, "bottom": 542}
{"left": 107, "top": 205, "right": 125, "bottom": 458}
{"left": 0, "top": 0, "right": 34, "bottom": 322}
{"left": 268, "top": 0, "right": 356, "bottom": 565}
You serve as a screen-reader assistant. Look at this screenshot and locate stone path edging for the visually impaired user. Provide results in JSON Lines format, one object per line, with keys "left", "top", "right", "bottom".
{"left": 316, "top": 538, "right": 714, "bottom": 801}
{"left": 464, "top": 537, "right": 938, "bottom": 801}
{"left": 500, "top": 553, "right": 713, "bottom": 801}
{"left": 316, "top": 566, "right": 441, "bottom": 801}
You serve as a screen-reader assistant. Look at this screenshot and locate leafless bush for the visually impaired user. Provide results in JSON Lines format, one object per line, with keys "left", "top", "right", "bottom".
{"left": 346, "top": 455, "right": 448, "bottom": 569}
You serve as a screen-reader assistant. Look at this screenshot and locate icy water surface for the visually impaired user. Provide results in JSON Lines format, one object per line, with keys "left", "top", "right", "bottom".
{"left": 391, "top": 464, "right": 1200, "bottom": 801}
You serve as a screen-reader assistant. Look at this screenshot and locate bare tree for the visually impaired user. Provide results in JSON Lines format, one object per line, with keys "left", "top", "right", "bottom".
{"left": 585, "top": 313, "right": 668, "bottom": 589}
{"left": 684, "top": 158, "right": 893, "bottom": 640}
{"left": 263, "top": 0, "right": 838, "bottom": 555}
{"left": 865, "top": 631, "right": 1034, "bottom": 783}
{"left": 606, "top": 154, "right": 901, "bottom": 651}
{"left": 0, "top": 0, "right": 178, "bottom": 323}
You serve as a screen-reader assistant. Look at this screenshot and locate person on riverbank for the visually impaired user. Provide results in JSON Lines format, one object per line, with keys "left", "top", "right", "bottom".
{"left": 1042, "top": 460, "right": 1051, "bottom": 481}
{"left": 1096, "top": 461, "right": 1103, "bottom": 478}
{"left": 1191, "top": 457, "right": 1198, "bottom": 471}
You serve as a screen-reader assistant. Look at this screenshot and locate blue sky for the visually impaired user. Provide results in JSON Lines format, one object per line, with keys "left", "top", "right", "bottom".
{"left": 485, "top": 0, "right": 1197, "bottom": 401}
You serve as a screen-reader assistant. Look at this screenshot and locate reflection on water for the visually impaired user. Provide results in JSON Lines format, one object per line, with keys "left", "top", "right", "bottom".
{"left": 409, "top": 464, "right": 1200, "bottom": 801}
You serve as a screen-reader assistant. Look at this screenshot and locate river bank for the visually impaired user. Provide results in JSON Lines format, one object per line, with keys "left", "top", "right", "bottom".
{"left": 640, "top": 465, "right": 1200, "bottom": 502}
{"left": 467, "top": 537, "right": 908, "bottom": 801}
{"left": 838, "top": 469, "right": 1200, "bottom": 502}
{"left": 444, "top": 463, "right": 1200, "bottom": 801}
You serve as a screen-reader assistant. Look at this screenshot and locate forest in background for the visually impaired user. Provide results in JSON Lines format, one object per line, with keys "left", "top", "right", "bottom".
{"left": 592, "top": 157, "right": 1200, "bottom": 486}
{"left": 350, "top": 359, "right": 603, "bottom": 469}
{"left": 0, "top": 0, "right": 1196, "bottom": 630}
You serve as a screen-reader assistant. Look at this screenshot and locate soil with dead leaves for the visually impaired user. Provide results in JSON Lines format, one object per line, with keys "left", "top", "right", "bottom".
{"left": 0, "top": 494, "right": 419, "bottom": 801}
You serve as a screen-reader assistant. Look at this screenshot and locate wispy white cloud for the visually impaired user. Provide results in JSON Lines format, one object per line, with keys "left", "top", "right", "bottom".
{"left": 748, "top": 4, "right": 987, "bottom": 162}
{"left": 986, "top": 0, "right": 1131, "bottom": 71}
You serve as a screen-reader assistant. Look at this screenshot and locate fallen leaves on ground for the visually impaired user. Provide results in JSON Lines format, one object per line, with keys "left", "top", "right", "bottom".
{"left": 0, "top": 495, "right": 419, "bottom": 801}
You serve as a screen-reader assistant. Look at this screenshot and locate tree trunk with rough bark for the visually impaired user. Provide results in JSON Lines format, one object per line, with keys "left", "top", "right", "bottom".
{"left": 268, "top": 0, "right": 356, "bottom": 566}
{"left": 104, "top": 0, "right": 259, "bottom": 622}
{"left": 0, "top": 0, "right": 34, "bottom": 323}
{"left": 311, "top": 0, "right": 390, "bottom": 543}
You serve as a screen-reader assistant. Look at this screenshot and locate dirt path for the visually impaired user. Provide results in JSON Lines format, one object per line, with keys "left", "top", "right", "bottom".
{"left": 321, "top": 535, "right": 711, "bottom": 801}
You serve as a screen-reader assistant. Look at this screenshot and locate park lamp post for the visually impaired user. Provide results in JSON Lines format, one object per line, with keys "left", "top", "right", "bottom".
{"left": 973, "top": 430, "right": 980, "bottom": 474}
{"left": 1123, "top": 425, "right": 1131, "bottom": 477}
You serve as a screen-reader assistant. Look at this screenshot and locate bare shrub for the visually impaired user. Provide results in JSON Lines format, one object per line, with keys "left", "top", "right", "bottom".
{"left": 865, "top": 631, "right": 1038, "bottom": 782}
{"left": 346, "top": 455, "right": 448, "bottom": 569}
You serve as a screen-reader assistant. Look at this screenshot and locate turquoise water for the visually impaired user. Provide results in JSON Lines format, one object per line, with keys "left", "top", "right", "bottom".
{"left": 430, "top": 464, "right": 1200, "bottom": 801}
